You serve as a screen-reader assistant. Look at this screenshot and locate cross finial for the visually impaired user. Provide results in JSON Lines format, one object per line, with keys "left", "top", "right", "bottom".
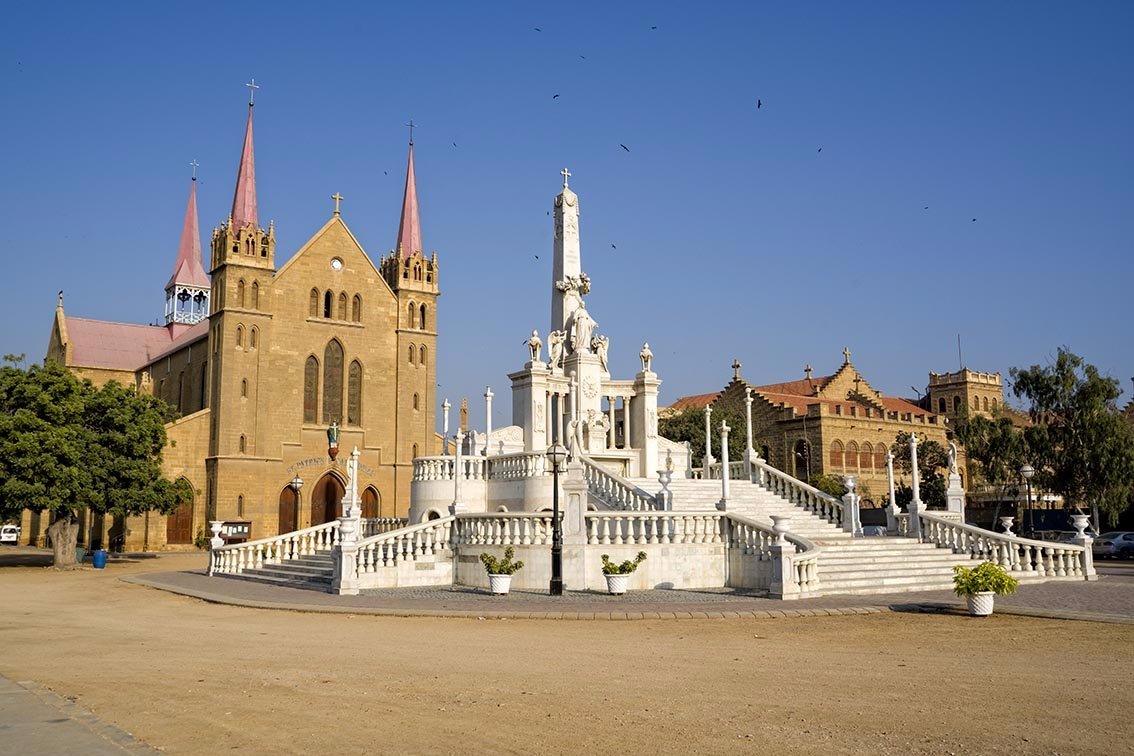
{"left": 190, "top": 159, "right": 199, "bottom": 180}
{"left": 58, "top": 290, "right": 64, "bottom": 307}
{"left": 245, "top": 78, "right": 260, "bottom": 105}
{"left": 843, "top": 346, "right": 851, "bottom": 364}
{"left": 331, "top": 192, "right": 344, "bottom": 215}
{"left": 805, "top": 364, "right": 813, "bottom": 379}
{"left": 732, "top": 359, "right": 742, "bottom": 381}
{"left": 561, "top": 168, "right": 571, "bottom": 189}
{"left": 406, "top": 119, "right": 416, "bottom": 145}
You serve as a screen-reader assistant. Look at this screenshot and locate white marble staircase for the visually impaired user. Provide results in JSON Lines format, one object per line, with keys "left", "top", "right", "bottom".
{"left": 218, "top": 551, "right": 335, "bottom": 592}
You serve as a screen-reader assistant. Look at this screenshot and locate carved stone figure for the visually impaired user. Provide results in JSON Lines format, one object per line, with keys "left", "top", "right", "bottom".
{"left": 592, "top": 334, "right": 610, "bottom": 372}
{"left": 548, "top": 330, "right": 565, "bottom": 369}
{"left": 570, "top": 304, "right": 596, "bottom": 354}
{"left": 527, "top": 329, "right": 542, "bottom": 363}
{"left": 948, "top": 442, "right": 959, "bottom": 475}
{"left": 639, "top": 342, "right": 653, "bottom": 372}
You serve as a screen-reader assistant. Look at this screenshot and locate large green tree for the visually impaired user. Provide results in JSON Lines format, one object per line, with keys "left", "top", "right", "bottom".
{"left": 889, "top": 431, "right": 948, "bottom": 509}
{"left": 0, "top": 362, "right": 188, "bottom": 567}
{"left": 952, "top": 407, "right": 1029, "bottom": 521}
{"left": 658, "top": 405, "right": 747, "bottom": 468}
{"left": 1010, "top": 348, "right": 1134, "bottom": 530}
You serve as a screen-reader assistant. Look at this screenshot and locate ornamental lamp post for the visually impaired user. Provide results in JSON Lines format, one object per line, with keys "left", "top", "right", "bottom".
{"left": 1020, "top": 464, "right": 1038, "bottom": 534}
{"left": 289, "top": 476, "right": 303, "bottom": 532}
{"left": 545, "top": 443, "right": 569, "bottom": 596}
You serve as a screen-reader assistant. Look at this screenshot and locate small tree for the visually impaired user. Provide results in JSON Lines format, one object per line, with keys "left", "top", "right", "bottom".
{"left": 952, "top": 407, "right": 1028, "bottom": 519}
{"left": 889, "top": 432, "right": 948, "bottom": 509}
{"left": 1011, "top": 348, "right": 1134, "bottom": 530}
{"left": 658, "top": 405, "right": 747, "bottom": 467}
{"left": 0, "top": 362, "right": 185, "bottom": 567}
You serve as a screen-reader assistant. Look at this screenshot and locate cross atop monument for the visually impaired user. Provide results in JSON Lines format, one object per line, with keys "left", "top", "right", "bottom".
{"left": 331, "top": 192, "right": 344, "bottom": 215}
{"left": 246, "top": 78, "right": 260, "bottom": 105}
{"left": 732, "top": 359, "right": 742, "bottom": 381}
{"left": 561, "top": 168, "right": 571, "bottom": 189}
{"left": 190, "top": 159, "right": 199, "bottom": 180}
{"left": 843, "top": 346, "right": 851, "bottom": 364}
{"left": 406, "top": 119, "right": 417, "bottom": 145}
{"left": 804, "top": 364, "right": 813, "bottom": 379}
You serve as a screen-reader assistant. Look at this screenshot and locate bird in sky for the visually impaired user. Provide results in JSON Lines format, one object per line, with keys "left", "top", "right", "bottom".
{"left": 620, "top": 144, "right": 630, "bottom": 152}
{"left": 817, "top": 147, "right": 822, "bottom": 153}
{"left": 972, "top": 218, "right": 977, "bottom": 222}
{"left": 384, "top": 171, "right": 388, "bottom": 176}
{"left": 757, "top": 99, "right": 762, "bottom": 109}
{"left": 534, "top": 255, "right": 540, "bottom": 260}
{"left": 580, "top": 55, "right": 586, "bottom": 60}
{"left": 552, "top": 94, "right": 560, "bottom": 99}
{"left": 453, "top": 142, "right": 458, "bottom": 147}
{"left": 923, "top": 206, "right": 929, "bottom": 210}
{"left": 651, "top": 25, "right": 658, "bottom": 30}
{"left": 611, "top": 243, "right": 617, "bottom": 249}
{"left": 534, "top": 27, "right": 541, "bottom": 32}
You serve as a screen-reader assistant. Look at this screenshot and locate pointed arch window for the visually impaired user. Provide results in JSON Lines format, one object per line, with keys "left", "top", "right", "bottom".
{"left": 235, "top": 325, "right": 244, "bottom": 349}
{"left": 413, "top": 392, "right": 420, "bottom": 411}
{"left": 249, "top": 326, "right": 258, "bottom": 350}
{"left": 241, "top": 378, "right": 248, "bottom": 398}
{"left": 323, "top": 340, "right": 344, "bottom": 423}
{"left": 860, "top": 442, "right": 874, "bottom": 470}
{"left": 846, "top": 441, "right": 859, "bottom": 471}
{"left": 239, "top": 435, "right": 247, "bottom": 453}
{"left": 323, "top": 291, "right": 333, "bottom": 318}
{"left": 419, "top": 345, "right": 427, "bottom": 366}
{"left": 420, "top": 304, "right": 427, "bottom": 329}
{"left": 237, "top": 279, "right": 246, "bottom": 308}
{"left": 251, "top": 281, "right": 259, "bottom": 310}
{"left": 352, "top": 294, "right": 362, "bottom": 323}
{"left": 337, "top": 292, "right": 347, "bottom": 321}
{"left": 309, "top": 289, "right": 319, "bottom": 318}
{"left": 409, "top": 344, "right": 416, "bottom": 364}
{"left": 830, "top": 440, "right": 844, "bottom": 469}
{"left": 347, "top": 360, "right": 362, "bottom": 426}
{"left": 408, "top": 301, "right": 417, "bottom": 328}
{"left": 983, "top": 396, "right": 989, "bottom": 412}
{"left": 303, "top": 356, "right": 319, "bottom": 423}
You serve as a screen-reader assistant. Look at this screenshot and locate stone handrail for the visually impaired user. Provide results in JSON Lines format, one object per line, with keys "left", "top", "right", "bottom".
{"left": 455, "top": 512, "right": 555, "bottom": 546}
{"left": 725, "top": 514, "right": 821, "bottom": 595}
{"left": 351, "top": 516, "right": 455, "bottom": 576}
{"left": 749, "top": 458, "right": 845, "bottom": 527}
{"left": 414, "top": 452, "right": 549, "bottom": 482}
{"left": 702, "top": 461, "right": 746, "bottom": 480}
{"left": 580, "top": 455, "right": 658, "bottom": 511}
{"left": 586, "top": 511, "right": 722, "bottom": 545}
{"left": 360, "top": 517, "right": 409, "bottom": 537}
{"left": 412, "top": 455, "right": 488, "bottom": 482}
{"left": 486, "top": 452, "right": 550, "bottom": 480}
{"left": 919, "top": 512, "right": 1092, "bottom": 578}
{"left": 210, "top": 519, "right": 340, "bottom": 575}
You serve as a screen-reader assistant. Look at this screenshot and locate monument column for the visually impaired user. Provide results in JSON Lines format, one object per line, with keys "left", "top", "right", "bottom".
{"left": 631, "top": 368, "right": 661, "bottom": 479}
{"left": 484, "top": 386, "right": 494, "bottom": 456}
{"left": 551, "top": 169, "right": 583, "bottom": 334}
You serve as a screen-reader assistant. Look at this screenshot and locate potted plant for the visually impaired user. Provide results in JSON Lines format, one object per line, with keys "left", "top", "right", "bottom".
{"left": 600, "top": 551, "right": 647, "bottom": 595}
{"left": 480, "top": 546, "right": 524, "bottom": 595}
{"left": 951, "top": 561, "right": 1019, "bottom": 616}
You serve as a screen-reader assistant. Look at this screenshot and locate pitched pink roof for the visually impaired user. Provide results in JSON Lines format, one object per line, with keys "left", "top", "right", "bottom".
{"left": 668, "top": 391, "right": 720, "bottom": 411}
{"left": 166, "top": 179, "right": 210, "bottom": 289}
{"left": 64, "top": 317, "right": 206, "bottom": 371}
{"left": 395, "top": 142, "right": 423, "bottom": 258}
{"left": 752, "top": 375, "right": 831, "bottom": 396}
{"left": 230, "top": 104, "right": 258, "bottom": 230}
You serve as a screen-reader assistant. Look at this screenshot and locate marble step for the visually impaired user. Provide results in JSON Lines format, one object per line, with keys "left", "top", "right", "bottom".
{"left": 217, "top": 570, "right": 332, "bottom": 592}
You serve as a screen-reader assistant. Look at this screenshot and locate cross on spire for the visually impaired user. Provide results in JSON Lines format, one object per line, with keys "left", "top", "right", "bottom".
{"left": 331, "top": 192, "right": 344, "bottom": 215}
{"left": 843, "top": 346, "right": 852, "bottom": 364}
{"left": 405, "top": 119, "right": 416, "bottom": 145}
{"left": 732, "top": 359, "right": 742, "bottom": 381}
{"left": 805, "top": 364, "right": 813, "bottom": 379}
{"left": 246, "top": 78, "right": 260, "bottom": 105}
{"left": 561, "top": 168, "right": 571, "bottom": 188}
{"left": 190, "top": 159, "right": 199, "bottom": 180}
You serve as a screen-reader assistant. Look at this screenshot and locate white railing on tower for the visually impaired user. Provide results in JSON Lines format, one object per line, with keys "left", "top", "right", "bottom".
{"left": 919, "top": 512, "right": 1093, "bottom": 579}
{"left": 579, "top": 455, "right": 659, "bottom": 511}
{"left": 210, "top": 519, "right": 341, "bottom": 575}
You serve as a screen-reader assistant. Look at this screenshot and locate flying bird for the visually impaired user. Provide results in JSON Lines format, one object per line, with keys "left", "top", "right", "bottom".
{"left": 610, "top": 243, "right": 617, "bottom": 250}
{"left": 651, "top": 25, "right": 657, "bottom": 30}
{"left": 534, "top": 27, "right": 541, "bottom": 31}
{"left": 817, "top": 147, "right": 822, "bottom": 153}
{"left": 923, "top": 206, "right": 928, "bottom": 210}
{"left": 620, "top": 144, "right": 630, "bottom": 152}
{"left": 384, "top": 171, "right": 388, "bottom": 175}
{"left": 757, "top": 99, "right": 762, "bottom": 109}
{"left": 534, "top": 255, "right": 540, "bottom": 260}
{"left": 552, "top": 94, "right": 560, "bottom": 99}
{"left": 579, "top": 55, "right": 586, "bottom": 60}
{"left": 972, "top": 218, "right": 977, "bottom": 222}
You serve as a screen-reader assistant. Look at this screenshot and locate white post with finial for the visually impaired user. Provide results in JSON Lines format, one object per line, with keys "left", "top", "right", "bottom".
{"left": 442, "top": 398, "right": 451, "bottom": 455}
{"left": 717, "top": 421, "right": 731, "bottom": 510}
{"left": 744, "top": 387, "right": 755, "bottom": 480}
{"left": 703, "top": 405, "right": 715, "bottom": 478}
{"left": 450, "top": 431, "right": 466, "bottom": 515}
{"left": 484, "top": 386, "right": 494, "bottom": 457}
{"left": 885, "top": 449, "right": 899, "bottom": 534}
{"left": 908, "top": 433, "right": 923, "bottom": 540}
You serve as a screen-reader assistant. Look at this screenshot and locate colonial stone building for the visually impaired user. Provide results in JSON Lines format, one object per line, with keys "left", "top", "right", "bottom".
{"left": 924, "top": 368, "right": 1004, "bottom": 422}
{"left": 667, "top": 352, "right": 952, "bottom": 504}
{"left": 33, "top": 95, "right": 440, "bottom": 550}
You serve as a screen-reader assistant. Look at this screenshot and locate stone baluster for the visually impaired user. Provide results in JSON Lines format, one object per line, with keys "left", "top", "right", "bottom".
{"left": 907, "top": 433, "right": 923, "bottom": 540}
{"left": 718, "top": 421, "right": 731, "bottom": 511}
{"left": 1070, "top": 513, "right": 1097, "bottom": 580}
{"left": 703, "top": 405, "right": 715, "bottom": 478}
{"left": 768, "top": 515, "right": 801, "bottom": 599}
{"left": 842, "top": 476, "right": 862, "bottom": 537}
{"left": 743, "top": 388, "right": 755, "bottom": 479}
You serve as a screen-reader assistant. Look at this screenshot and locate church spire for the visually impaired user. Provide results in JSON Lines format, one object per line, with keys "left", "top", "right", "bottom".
{"left": 230, "top": 85, "right": 258, "bottom": 231}
{"left": 395, "top": 136, "right": 423, "bottom": 258}
{"left": 166, "top": 176, "right": 209, "bottom": 289}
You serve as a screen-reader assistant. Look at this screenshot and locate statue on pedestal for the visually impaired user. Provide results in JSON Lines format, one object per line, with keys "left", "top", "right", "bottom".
{"left": 947, "top": 442, "right": 959, "bottom": 475}
{"left": 639, "top": 342, "right": 653, "bottom": 372}
{"left": 527, "top": 330, "right": 543, "bottom": 363}
{"left": 570, "top": 304, "right": 596, "bottom": 355}
{"left": 592, "top": 334, "right": 610, "bottom": 372}
{"left": 548, "top": 330, "right": 565, "bottom": 369}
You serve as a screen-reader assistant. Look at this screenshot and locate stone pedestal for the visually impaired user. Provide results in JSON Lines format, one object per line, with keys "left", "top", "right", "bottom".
{"left": 561, "top": 462, "right": 589, "bottom": 590}
{"left": 632, "top": 370, "right": 661, "bottom": 481}
{"left": 332, "top": 515, "right": 360, "bottom": 595}
{"left": 945, "top": 473, "right": 966, "bottom": 518}
{"left": 510, "top": 366, "right": 551, "bottom": 453}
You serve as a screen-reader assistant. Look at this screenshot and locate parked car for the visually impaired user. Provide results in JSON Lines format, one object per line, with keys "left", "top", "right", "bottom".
{"left": 0, "top": 524, "right": 20, "bottom": 545}
{"left": 1093, "top": 532, "right": 1134, "bottom": 559}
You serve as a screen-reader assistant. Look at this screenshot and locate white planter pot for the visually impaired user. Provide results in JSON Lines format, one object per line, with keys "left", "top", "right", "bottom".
{"left": 966, "top": 591, "right": 995, "bottom": 617}
{"left": 605, "top": 573, "right": 629, "bottom": 595}
{"left": 488, "top": 574, "right": 512, "bottom": 595}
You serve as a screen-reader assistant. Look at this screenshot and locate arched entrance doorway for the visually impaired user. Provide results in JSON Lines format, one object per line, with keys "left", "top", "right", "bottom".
{"left": 362, "top": 486, "right": 380, "bottom": 519}
{"left": 166, "top": 480, "right": 193, "bottom": 545}
{"left": 310, "top": 473, "right": 345, "bottom": 526}
{"left": 278, "top": 486, "right": 299, "bottom": 534}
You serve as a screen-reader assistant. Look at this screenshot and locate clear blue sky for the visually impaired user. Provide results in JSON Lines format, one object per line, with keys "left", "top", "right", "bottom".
{"left": 2, "top": 1, "right": 1132, "bottom": 428}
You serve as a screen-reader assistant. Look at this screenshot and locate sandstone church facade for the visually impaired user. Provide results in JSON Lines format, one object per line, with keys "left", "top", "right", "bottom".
{"left": 32, "top": 95, "right": 440, "bottom": 550}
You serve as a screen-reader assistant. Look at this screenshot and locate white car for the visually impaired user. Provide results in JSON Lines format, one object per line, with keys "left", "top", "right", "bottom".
{"left": 0, "top": 525, "right": 20, "bottom": 545}
{"left": 1093, "top": 532, "right": 1134, "bottom": 559}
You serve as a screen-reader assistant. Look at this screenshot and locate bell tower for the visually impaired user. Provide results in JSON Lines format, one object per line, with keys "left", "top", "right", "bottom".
{"left": 164, "top": 169, "right": 210, "bottom": 334}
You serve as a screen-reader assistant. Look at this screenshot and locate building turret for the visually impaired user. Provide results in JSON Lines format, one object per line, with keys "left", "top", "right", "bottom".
{"left": 164, "top": 173, "right": 211, "bottom": 331}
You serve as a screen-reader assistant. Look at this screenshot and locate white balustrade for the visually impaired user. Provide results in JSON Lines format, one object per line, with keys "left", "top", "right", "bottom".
{"left": 454, "top": 512, "right": 556, "bottom": 546}
{"left": 352, "top": 517, "right": 455, "bottom": 576}
{"left": 359, "top": 518, "right": 409, "bottom": 538}
{"left": 749, "top": 458, "right": 845, "bottom": 527}
{"left": 486, "top": 452, "right": 550, "bottom": 480}
{"left": 580, "top": 455, "right": 658, "bottom": 511}
{"left": 414, "top": 452, "right": 550, "bottom": 482}
{"left": 585, "top": 512, "right": 724, "bottom": 545}
{"left": 210, "top": 519, "right": 341, "bottom": 575}
{"left": 724, "top": 513, "right": 821, "bottom": 595}
{"left": 919, "top": 512, "right": 1090, "bottom": 579}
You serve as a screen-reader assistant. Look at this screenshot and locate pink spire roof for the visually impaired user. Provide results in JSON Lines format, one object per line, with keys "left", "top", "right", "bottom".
{"left": 395, "top": 142, "right": 423, "bottom": 258}
{"left": 166, "top": 179, "right": 210, "bottom": 289}
{"left": 230, "top": 104, "right": 258, "bottom": 230}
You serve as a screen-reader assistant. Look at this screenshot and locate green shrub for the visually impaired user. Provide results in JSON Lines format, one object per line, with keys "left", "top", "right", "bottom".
{"left": 480, "top": 546, "right": 524, "bottom": 575}
{"left": 951, "top": 561, "right": 1019, "bottom": 597}
{"left": 601, "top": 551, "right": 647, "bottom": 575}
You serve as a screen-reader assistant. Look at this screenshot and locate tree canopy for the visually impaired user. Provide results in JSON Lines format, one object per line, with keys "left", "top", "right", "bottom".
{"left": 889, "top": 431, "right": 948, "bottom": 509}
{"left": 658, "top": 405, "right": 748, "bottom": 468}
{"left": 0, "top": 362, "right": 188, "bottom": 566}
{"left": 1010, "top": 348, "right": 1134, "bottom": 527}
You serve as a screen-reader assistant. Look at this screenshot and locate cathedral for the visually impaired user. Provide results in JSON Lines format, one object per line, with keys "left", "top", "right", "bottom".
{"left": 34, "top": 92, "right": 441, "bottom": 551}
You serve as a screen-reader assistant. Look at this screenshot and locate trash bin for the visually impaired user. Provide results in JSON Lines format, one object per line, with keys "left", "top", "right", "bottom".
{"left": 91, "top": 549, "right": 108, "bottom": 569}
{"left": 76, "top": 547, "right": 87, "bottom": 563}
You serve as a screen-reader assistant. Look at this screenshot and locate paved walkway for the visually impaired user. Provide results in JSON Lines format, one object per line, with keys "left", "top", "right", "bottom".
{"left": 0, "top": 675, "right": 158, "bottom": 755}
{"left": 125, "top": 564, "right": 1134, "bottom": 623}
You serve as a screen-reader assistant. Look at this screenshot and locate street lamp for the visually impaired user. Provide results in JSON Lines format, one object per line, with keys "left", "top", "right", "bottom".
{"left": 289, "top": 475, "right": 303, "bottom": 532}
{"left": 1019, "top": 464, "right": 1035, "bottom": 535}
{"left": 545, "top": 443, "right": 568, "bottom": 596}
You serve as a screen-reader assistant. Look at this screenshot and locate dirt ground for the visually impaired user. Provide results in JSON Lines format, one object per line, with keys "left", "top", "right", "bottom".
{"left": 1, "top": 553, "right": 1130, "bottom": 755}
